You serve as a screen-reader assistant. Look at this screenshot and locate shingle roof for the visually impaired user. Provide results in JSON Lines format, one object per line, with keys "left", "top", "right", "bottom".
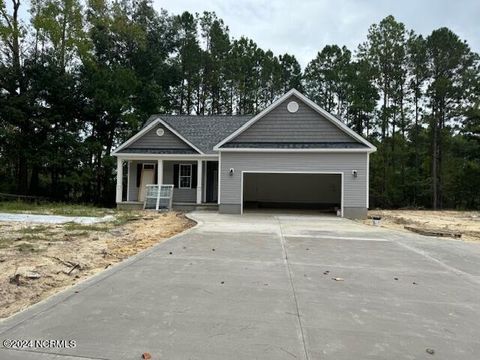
{"left": 221, "top": 142, "right": 368, "bottom": 149}
{"left": 146, "top": 115, "right": 253, "bottom": 154}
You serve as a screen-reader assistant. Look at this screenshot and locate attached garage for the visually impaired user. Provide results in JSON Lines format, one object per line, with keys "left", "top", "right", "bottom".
{"left": 242, "top": 172, "right": 342, "bottom": 215}
{"left": 214, "top": 90, "right": 376, "bottom": 219}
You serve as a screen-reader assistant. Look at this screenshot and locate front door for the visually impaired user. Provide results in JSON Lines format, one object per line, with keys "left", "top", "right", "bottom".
{"left": 138, "top": 165, "right": 155, "bottom": 202}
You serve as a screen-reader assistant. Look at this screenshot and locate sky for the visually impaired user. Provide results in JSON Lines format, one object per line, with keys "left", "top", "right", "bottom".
{"left": 153, "top": 0, "right": 480, "bottom": 67}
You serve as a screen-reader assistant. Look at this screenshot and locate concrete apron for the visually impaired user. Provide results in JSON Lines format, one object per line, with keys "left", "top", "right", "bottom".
{"left": 0, "top": 210, "right": 480, "bottom": 360}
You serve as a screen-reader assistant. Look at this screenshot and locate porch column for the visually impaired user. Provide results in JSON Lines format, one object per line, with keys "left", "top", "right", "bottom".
{"left": 196, "top": 160, "right": 202, "bottom": 204}
{"left": 126, "top": 161, "right": 131, "bottom": 201}
{"left": 116, "top": 157, "right": 123, "bottom": 203}
{"left": 157, "top": 159, "right": 163, "bottom": 185}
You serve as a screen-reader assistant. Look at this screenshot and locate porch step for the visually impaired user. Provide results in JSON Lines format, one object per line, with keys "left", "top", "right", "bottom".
{"left": 173, "top": 203, "right": 218, "bottom": 212}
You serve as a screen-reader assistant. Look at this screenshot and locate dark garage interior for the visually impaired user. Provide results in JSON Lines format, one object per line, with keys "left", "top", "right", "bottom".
{"left": 243, "top": 173, "right": 341, "bottom": 214}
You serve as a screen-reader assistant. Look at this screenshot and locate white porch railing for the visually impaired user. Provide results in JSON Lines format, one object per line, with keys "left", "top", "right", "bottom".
{"left": 144, "top": 184, "right": 174, "bottom": 211}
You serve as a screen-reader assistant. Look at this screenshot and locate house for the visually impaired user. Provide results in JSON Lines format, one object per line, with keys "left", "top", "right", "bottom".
{"left": 112, "top": 89, "right": 376, "bottom": 219}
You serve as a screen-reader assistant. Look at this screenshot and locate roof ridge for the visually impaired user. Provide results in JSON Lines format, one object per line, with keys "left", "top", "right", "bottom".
{"left": 155, "top": 114, "right": 253, "bottom": 117}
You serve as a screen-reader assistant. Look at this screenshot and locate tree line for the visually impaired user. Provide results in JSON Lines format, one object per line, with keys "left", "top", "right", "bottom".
{"left": 0, "top": 0, "right": 478, "bottom": 209}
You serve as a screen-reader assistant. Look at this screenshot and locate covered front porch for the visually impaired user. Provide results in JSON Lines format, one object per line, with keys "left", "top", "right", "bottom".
{"left": 115, "top": 156, "right": 219, "bottom": 210}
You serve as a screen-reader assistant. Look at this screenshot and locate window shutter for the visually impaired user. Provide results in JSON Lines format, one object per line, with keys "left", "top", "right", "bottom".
{"left": 154, "top": 164, "right": 158, "bottom": 184}
{"left": 173, "top": 164, "right": 179, "bottom": 188}
{"left": 136, "top": 164, "right": 142, "bottom": 187}
{"left": 192, "top": 164, "right": 197, "bottom": 188}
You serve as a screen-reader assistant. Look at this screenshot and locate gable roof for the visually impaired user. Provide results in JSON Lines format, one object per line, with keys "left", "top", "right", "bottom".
{"left": 113, "top": 115, "right": 252, "bottom": 155}
{"left": 113, "top": 117, "right": 204, "bottom": 154}
{"left": 157, "top": 115, "right": 252, "bottom": 154}
{"left": 113, "top": 89, "right": 376, "bottom": 156}
{"left": 213, "top": 89, "right": 376, "bottom": 152}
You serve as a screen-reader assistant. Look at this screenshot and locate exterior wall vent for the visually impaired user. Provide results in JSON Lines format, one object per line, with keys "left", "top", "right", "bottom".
{"left": 287, "top": 101, "right": 299, "bottom": 113}
{"left": 156, "top": 128, "right": 165, "bottom": 137}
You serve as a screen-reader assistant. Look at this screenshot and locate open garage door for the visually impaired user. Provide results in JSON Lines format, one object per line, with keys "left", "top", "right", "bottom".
{"left": 242, "top": 172, "right": 342, "bottom": 215}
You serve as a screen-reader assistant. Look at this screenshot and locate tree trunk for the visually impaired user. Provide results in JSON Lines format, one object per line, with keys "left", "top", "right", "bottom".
{"left": 414, "top": 87, "right": 419, "bottom": 204}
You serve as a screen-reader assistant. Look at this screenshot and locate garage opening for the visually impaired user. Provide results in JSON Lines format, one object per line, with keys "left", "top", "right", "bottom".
{"left": 242, "top": 172, "right": 342, "bottom": 215}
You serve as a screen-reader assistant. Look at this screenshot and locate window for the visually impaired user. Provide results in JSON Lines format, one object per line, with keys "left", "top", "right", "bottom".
{"left": 179, "top": 164, "right": 192, "bottom": 189}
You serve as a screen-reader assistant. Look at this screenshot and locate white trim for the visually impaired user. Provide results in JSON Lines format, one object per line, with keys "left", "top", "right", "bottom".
{"left": 157, "top": 118, "right": 204, "bottom": 154}
{"left": 178, "top": 164, "right": 193, "bottom": 189}
{"left": 126, "top": 161, "right": 131, "bottom": 201}
{"left": 196, "top": 160, "right": 202, "bottom": 204}
{"left": 366, "top": 152, "right": 370, "bottom": 209}
{"left": 112, "top": 154, "right": 217, "bottom": 160}
{"left": 112, "top": 117, "right": 204, "bottom": 155}
{"left": 213, "top": 89, "right": 376, "bottom": 152}
{"left": 214, "top": 90, "right": 296, "bottom": 150}
{"left": 239, "top": 171, "right": 344, "bottom": 217}
{"left": 217, "top": 148, "right": 374, "bottom": 153}
{"left": 157, "top": 159, "right": 163, "bottom": 186}
{"left": 218, "top": 153, "right": 222, "bottom": 204}
{"left": 202, "top": 161, "right": 207, "bottom": 203}
{"left": 116, "top": 157, "right": 123, "bottom": 203}
{"left": 113, "top": 118, "right": 159, "bottom": 154}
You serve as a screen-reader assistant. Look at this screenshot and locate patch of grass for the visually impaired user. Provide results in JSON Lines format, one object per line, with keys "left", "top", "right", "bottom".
{"left": 0, "top": 236, "right": 15, "bottom": 249}
{"left": 0, "top": 201, "right": 114, "bottom": 217}
{"left": 18, "top": 225, "right": 51, "bottom": 234}
{"left": 19, "top": 234, "right": 51, "bottom": 242}
{"left": 16, "top": 243, "right": 41, "bottom": 252}
{"left": 63, "top": 222, "right": 111, "bottom": 232}
{"left": 67, "top": 231, "right": 89, "bottom": 237}
{"left": 113, "top": 211, "right": 143, "bottom": 226}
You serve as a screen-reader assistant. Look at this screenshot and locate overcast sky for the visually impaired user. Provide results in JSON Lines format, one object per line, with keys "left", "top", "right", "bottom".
{"left": 153, "top": 0, "right": 479, "bottom": 68}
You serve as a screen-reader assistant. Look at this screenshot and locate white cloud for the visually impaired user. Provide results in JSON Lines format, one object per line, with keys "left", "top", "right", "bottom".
{"left": 153, "top": 0, "right": 480, "bottom": 67}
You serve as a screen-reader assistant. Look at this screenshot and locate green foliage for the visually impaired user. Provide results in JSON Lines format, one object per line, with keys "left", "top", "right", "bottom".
{"left": 0, "top": 3, "right": 478, "bottom": 210}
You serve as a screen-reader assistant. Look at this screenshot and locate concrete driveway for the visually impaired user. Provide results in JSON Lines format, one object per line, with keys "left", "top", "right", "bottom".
{"left": 1, "top": 211, "right": 480, "bottom": 360}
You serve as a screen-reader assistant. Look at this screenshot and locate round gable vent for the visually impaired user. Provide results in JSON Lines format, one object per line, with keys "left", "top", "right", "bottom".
{"left": 156, "top": 128, "right": 165, "bottom": 137}
{"left": 287, "top": 101, "right": 299, "bottom": 113}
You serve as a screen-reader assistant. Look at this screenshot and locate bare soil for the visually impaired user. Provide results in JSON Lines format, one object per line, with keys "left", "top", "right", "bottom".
{"left": 0, "top": 211, "right": 195, "bottom": 319}
{"left": 364, "top": 210, "right": 480, "bottom": 242}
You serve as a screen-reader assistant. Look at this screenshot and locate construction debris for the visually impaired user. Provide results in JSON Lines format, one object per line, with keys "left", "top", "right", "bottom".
{"left": 364, "top": 210, "right": 480, "bottom": 242}
{"left": 404, "top": 226, "right": 461, "bottom": 239}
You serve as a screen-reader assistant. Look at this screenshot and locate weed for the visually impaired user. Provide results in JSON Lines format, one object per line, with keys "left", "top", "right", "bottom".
{"left": 63, "top": 222, "right": 111, "bottom": 232}
{"left": 0, "top": 201, "right": 114, "bottom": 217}
{"left": 18, "top": 225, "right": 51, "bottom": 234}
{"left": 113, "top": 212, "right": 143, "bottom": 226}
{"left": 67, "top": 231, "right": 89, "bottom": 237}
{"left": 16, "top": 243, "right": 40, "bottom": 252}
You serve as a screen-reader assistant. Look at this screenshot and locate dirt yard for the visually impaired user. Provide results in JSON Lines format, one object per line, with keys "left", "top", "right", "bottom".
{"left": 365, "top": 210, "right": 480, "bottom": 242}
{"left": 0, "top": 211, "right": 195, "bottom": 319}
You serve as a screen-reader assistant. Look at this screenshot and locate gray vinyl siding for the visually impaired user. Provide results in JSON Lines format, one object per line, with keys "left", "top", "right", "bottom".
{"left": 164, "top": 161, "right": 196, "bottom": 203}
{"left": 219, "top": 152, "right": 368, "bottom": 208}
{"left": 230, "top": 95, "right": 357, "bottom": 144}
{"left": 126, "top": 125, "right": 192, "bottom": 150}
{"left": 128, "top": 161, "right": 138, "bottom": 201}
